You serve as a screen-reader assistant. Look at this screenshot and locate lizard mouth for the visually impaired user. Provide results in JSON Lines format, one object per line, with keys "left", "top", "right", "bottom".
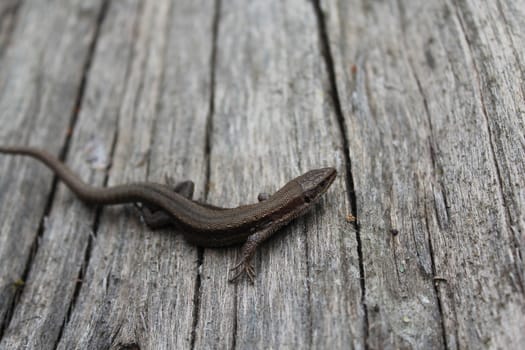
{"left": 304, "top": 167, "right": 337, "bottom": 202}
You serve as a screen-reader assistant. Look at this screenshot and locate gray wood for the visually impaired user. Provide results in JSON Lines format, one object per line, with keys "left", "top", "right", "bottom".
{"left": 321, "top": 0, "right": 525, "bottom": 348}
{"left": 57, "top": 1, "right": 214, "bottom": 349}
{"left": 193, "top": 0, "right": 362, "bottom": 349}
{"left": 0, "top": 0, "right": 524, "bottom": 349}
{"left": 0, "top": 0, "right": 22, "bottom": 60}
{"left": 0, "top": 0, "right": 136, "bottom": 348}
{"left": 0, "top": 0, "right": 104, "bottom": 338}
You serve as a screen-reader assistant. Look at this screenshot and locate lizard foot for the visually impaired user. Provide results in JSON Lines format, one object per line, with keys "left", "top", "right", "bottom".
{"left": 228, "top": 259, "right": 256, "bottom": 284}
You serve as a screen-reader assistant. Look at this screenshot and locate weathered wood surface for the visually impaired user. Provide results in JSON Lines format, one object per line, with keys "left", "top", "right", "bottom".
{"left": 321, "top": 0, "right": 525, "bottom": 348}
{"left": 0, "top": 0, "right": 105, "bottom": 347}
{"left": 0, "top": 0, "right": 523, "bottom": 349}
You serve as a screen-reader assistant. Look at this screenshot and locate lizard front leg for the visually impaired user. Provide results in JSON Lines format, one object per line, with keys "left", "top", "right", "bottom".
{"left": 229, "top": 225, "right": 278, "bottom": 284}
{"left": 257, "top": 192, "right": 271, "bottom": 202}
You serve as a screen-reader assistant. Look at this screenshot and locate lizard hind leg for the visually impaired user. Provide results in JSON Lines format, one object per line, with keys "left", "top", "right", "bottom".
{"left": 136, "top": 179, "right": 195, "bottom": 229}
{"left": 136, "top": 204, "right": 173, "bottom": 229}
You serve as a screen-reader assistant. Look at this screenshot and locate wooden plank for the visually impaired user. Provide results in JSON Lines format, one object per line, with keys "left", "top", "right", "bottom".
{"left": 320, "top": 1, "right": 444, "bottom": 348}
{"left": 0, "top": 0, "right": 104, "bottom": 336}
{"left": 321, "top": 0, "right": 525, "bottom": 348}
{"left": 56, "top": 1, "right": 215, "bottom": 348}
{"left": 1, "top": 0, "right": 521, "bottom": 348}
{"left": 454, "top": 0, "right": 525, "bottom": 289}
{"left": 0, "top": 0, "right": 135, "bottom": 348}
{"left": 193, "top": 0, "right": 363, "bottom": 349}
{"left": 0, "top": 0, "right": 22, "bottom": 59}
{"left": 426, "top": 1, "right": 525, "bottom": 348}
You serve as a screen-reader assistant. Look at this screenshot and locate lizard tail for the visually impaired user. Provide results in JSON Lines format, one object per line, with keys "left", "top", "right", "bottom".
{"left": 0, "top": 145, "right": 194, "bottom": 214}
{"left": 0, "top": 145, "right": 97, "bottom": 200}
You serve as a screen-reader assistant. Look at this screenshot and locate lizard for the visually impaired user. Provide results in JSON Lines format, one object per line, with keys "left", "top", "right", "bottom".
{"left": 0, "top": 146, "right": 336, "bottom": 282}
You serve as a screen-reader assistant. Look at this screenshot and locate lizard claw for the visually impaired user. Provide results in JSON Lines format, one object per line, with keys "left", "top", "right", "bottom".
{"left": 228, "top": 259, "right": 256, "bottom": 284}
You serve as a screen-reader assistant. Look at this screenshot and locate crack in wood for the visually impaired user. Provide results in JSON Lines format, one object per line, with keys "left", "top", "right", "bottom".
{"left": 424, "top": 196, "right": 451, "bottom": 350}
{"left": 0, "top": 1, "right": 111, "bottom": 344}
{"left": 311, "top": 1, "right": 369, "bottom": 348}
{"left": 405, "top": 47, "right": 450, "bottom": 350}
{"left": 50, "top": 1, "right": 111, "bottom": 348}
{"left": 191, "top": 1, "right": 221, "bottom": 349}
{"left": 0, "top": 216, "right": 41, "bottom": 340}
{"left": 395, "top": 2, "right": 452, "bottom": 346}
{"left": 190, "top": 249, "right": 204, "bottom": 350}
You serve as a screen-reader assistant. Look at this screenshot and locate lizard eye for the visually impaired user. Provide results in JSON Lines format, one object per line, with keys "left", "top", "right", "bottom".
{"left": 304, "top": 195, "right": 312, "bottom": 203}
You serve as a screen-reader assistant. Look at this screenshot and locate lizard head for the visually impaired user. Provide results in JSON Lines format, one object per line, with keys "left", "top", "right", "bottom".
{"left": 295, "top": 167, "right": 337, "bottom": 205}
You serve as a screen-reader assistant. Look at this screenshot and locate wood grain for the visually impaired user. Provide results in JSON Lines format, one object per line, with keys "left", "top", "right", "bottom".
{"left": 191, "top": 0, "right": 362, "bottom": 349}
{"left": 55, "top": 1, "right": 214, "bottom": 349}
{"left": 0, "top": 0, "right": 22, "bottom": 61}
{"left": 0, "top": 0, "right": 104, "bottom": 340}
{"left": 321, "top": 0, "right": 525, "bottom": 348}
{"left": 0, "top": 0, "right": 523, "bottom": 348}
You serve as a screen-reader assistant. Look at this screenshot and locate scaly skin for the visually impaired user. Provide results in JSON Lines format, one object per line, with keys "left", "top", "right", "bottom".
{"left": 0, "top": 145, "right": 337, "bottom": 282}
